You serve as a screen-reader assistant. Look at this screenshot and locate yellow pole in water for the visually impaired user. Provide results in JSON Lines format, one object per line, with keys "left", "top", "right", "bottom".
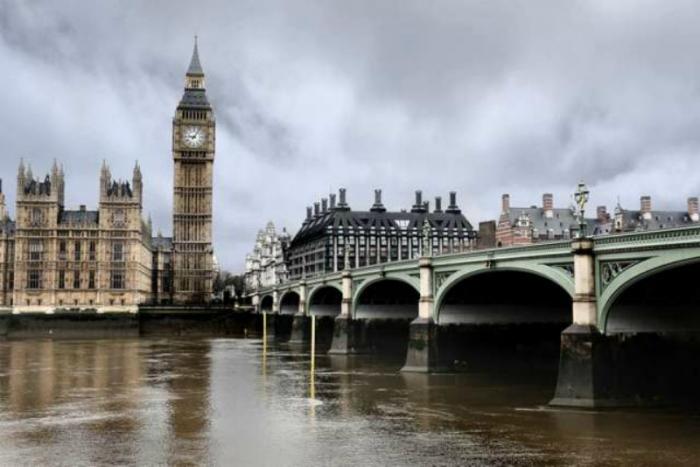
{"left": 262, "top": 312, "right": 267, "bottom": 376}
{"left": 310, "top": 314, "right": 316, "bottom": 412}
{"left": 263, "top": 311, "right": 267, "bottom": 341}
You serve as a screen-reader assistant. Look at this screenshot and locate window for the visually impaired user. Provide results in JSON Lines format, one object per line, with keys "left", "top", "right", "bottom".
{"left": 88, "top": 270, "right": 96, "bottom": 289}
{"left": 59, "top": 240, "right": 67, "bottom": 260}
{"left": 112, "top": 242, "right": 124, "bottom": 262}
{"left": 89, "top": 241, "right": 96, "bottom": 261}
{"left": 29, "top": 240, "right": 43, "bottom": 261}
{"left": 74, "top": 241, "right": 81, "bottom": 261}
{"left": 31, "top": 208, "right": 43, "bottom": 226}
{"left": 27, "top": 270, "right": 41, "bottom": 289}
{"left": 111, "top": 271, "right": 124, "bottom": 289}
{"left": 73, "top": 271, "right": 80, "bottom": 289}
{"left": 58, "top": 270, "right": 65, "bottom": 289}
{"left": 112, "top": 209, "right": 126, "bottom": 227}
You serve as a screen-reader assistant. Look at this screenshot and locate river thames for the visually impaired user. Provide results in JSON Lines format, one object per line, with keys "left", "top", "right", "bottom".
{"left": 1, "top": 338, "right": 699, "bottom": 466}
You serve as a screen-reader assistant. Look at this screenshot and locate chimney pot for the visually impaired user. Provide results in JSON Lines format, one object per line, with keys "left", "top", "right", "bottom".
{"left": 313, "top": 202, "right": 320, "bottom": 216}
{"left": 434, "top": 196, "right": 442, "bottom": 213}
{"left": 415, "top": 190, "right": 422, "bottom": 206}
{"left": 688, "top": 197, "right": 699, "bottom": 222}
{"left": 329, "top": 194, "right": 336, "bottom": 209}
{"left": 640, "top": 196, "right": 652, "bottom": 219}
{"left": 375, "top": 189, "right": 382, "bottom": 205}
{"left": 596, "top": 205, "right": 608, "bottom": 222}
{"left": 339, "top": 188, "right": 347, "bottom": 207}
{"left": 502, "top": 194, "right": 510, "bottom": 213}
{"left": 543, "top": 193, "right": 554, "bottom": 218}
{"left": 306, "top": 206, "right": 312, "bottom": 220}
{"left": 321, "top": 198, "right": 328, "bottom": 212}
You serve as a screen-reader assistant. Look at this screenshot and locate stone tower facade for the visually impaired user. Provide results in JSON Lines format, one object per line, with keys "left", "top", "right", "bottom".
{"left": 172, "top": 38, "right": 215, "bottom": 304}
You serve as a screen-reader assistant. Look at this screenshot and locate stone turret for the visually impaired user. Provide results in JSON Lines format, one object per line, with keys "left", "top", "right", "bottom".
{"left": 133, "top": 161, "right": 143, "bottom": 207}
{"left": 0, "top": 179, "right": 6, "bottom": 220}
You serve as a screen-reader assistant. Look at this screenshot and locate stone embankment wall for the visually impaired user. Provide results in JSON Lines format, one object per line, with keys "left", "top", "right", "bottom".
{"left": 0, "top": 307, "right": 261, "bottom": 339}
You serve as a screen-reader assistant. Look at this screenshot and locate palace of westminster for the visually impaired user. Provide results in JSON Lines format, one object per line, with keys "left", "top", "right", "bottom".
{"left": 0, "top": 40, "right": 215, "bottom": 312}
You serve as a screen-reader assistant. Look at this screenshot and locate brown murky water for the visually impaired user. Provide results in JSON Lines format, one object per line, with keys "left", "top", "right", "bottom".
{"left": 0, "top": 338, "right": 699, "bottom": 466}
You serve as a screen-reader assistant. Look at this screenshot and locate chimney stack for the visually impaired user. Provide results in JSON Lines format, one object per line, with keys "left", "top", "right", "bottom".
{"left": 446, "top": 191, "right": 461, "bottom": 214}
{"left": 434, "top": 196, "right": 442, "bottom": 213}
{"left": 321, "top": 198, "right": 328, "bottom": 212}
{"left": 313, "top": 202, "right": 320, "bottom": 217}
{"left": 596, "top": 206, "right": 608, "bottom": 222}
{"left": 411, "top": 190, "right": 426, "bottom": 212}
{"left": 306, "top": 206, "right": 312, "bottom": 220}
{"left": 543, "top": 193, "right": 554, "bottom": 218}
{"left": 329, "top": 193, "right": 337, "bottom": 210}
{"left": 371, "top": 189, "right": 386, "bottom": 212}
{"left": 337, "top": 188, "right": 349, "bottom": 210}
{"left": 689, "top": 197, "right": 699, "bottom": 222}
{"left": 640, "top": 196, "right": 652, "bottom": 220}
{"left": 502, "top": 194, "right": 510, "bottom": 213}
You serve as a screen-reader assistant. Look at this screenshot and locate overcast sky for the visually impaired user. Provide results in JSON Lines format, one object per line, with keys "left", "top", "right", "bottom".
{"left": 2, "top": 1, "right": 700, "bottom": 272}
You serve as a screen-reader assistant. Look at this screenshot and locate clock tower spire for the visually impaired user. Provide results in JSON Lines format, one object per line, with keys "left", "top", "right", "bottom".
{"left": 172, "top": 37, "right": 215, "bottom": 304}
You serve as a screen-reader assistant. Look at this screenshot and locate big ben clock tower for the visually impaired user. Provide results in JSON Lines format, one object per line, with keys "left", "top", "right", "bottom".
{"left": 172, "top": 38, "right": 215, "bottom": 304}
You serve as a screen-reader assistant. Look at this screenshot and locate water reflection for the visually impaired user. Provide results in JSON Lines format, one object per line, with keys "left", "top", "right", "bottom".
{"left": 1, "top": 338, "right": 700, "bottom": 465}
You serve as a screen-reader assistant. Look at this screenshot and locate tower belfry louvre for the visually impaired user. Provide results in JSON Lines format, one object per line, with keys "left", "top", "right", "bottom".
{"left": 172, "top": 37, "right": 215, "bottom": 303}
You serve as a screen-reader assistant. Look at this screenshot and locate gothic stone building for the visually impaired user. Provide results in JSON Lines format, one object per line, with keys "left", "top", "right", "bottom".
{"left": 0, "top": 39, "right": 215, "bottom": 311}
{"left": 287, "top": 189, "right": 476, "bottom": 280}
{"left": 244, "top": 222, "right": 291, "bottom": 292}
{"left": 10, "top": 161, "right": 152, "bottom": 312}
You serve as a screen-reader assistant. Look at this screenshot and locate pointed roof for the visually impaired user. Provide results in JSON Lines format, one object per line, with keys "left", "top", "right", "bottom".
{"left": 187, "top": 36, "right": 204, "bottom": 76}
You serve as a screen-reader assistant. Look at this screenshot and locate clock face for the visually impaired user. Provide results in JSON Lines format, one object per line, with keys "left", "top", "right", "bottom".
{"left": 182, "top": 126, "right": 205, "bottom": 148}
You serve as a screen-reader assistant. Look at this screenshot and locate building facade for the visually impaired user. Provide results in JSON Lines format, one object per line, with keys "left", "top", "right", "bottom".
{"left": 10, "top": 161, "right": 153, "bottom": 312}
{"left": 244, "top": 222, "right": 291, "bottom": 292}
{"left": 171, "top": 38, "right": 215, "bottom": 304}
{"left": 286, "top": 189, "right": 476, "bottom": 280}
{"left": 495, "top": 193, "right": 698, "bottom": 248}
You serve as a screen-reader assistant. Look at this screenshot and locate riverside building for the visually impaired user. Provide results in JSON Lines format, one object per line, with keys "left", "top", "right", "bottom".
{"left": 286, "top": 189, "right": 476, "bottom": 280}
{"left": 244, "top": 222, "right": 291, "bottom": 292}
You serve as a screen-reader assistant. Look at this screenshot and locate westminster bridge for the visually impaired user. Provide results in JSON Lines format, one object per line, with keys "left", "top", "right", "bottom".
{"left": 250, "top": 225, "right": 700, "bottom": 407}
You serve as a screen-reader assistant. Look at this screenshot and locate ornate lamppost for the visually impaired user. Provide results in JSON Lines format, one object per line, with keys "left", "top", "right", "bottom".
{"left": 574, "top": 182, "right": 590, "bottom": 238}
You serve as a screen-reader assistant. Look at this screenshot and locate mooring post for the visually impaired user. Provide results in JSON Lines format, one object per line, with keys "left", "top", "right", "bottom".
{"left": 402, "top": 256, "right": 443, "bottom": 372}
{"left": 329, "top": 270, "right": 354, "bottom": 354}
{"left": 551, "top": 237, "right": 612, "bottom": 407}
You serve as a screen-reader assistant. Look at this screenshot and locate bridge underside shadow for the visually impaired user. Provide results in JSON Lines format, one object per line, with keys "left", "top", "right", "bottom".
{"left": 274, "top": 292, "right": 300, "bottom": 342}
{"left": 306, "top": 287, "right": 342, "bottom": 351}
{"left": 437, "top": 271, "right": 571, "bottom": 374}
{"left": 561, "top": 262, "right": 700, "bottom": 406}
{"left": 332, "top": 280, "right": 419, "bottom": 356}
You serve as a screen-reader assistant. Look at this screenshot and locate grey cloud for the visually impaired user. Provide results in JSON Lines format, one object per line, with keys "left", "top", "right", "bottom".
{"left": 2, "top": 0, "right": 700, "bottom": 271}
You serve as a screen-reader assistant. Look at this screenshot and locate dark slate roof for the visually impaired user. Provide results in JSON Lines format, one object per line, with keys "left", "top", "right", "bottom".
{"left": 178, "top": 88, "right": 211, "bottom": 109}
{"left": 614, "top": 208, "right": 696, "bottom": 231}
{"left": 291, "top": 209, "right": 474, "bottom": 247}
{"left": 152, "top": 236, "right": 173, "bottom": 250}
{"left": 60, "top": 210, "right": 98, "bottom": 225}
{"left": 503, "top": 207, "right": 581, "bottom": 235}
